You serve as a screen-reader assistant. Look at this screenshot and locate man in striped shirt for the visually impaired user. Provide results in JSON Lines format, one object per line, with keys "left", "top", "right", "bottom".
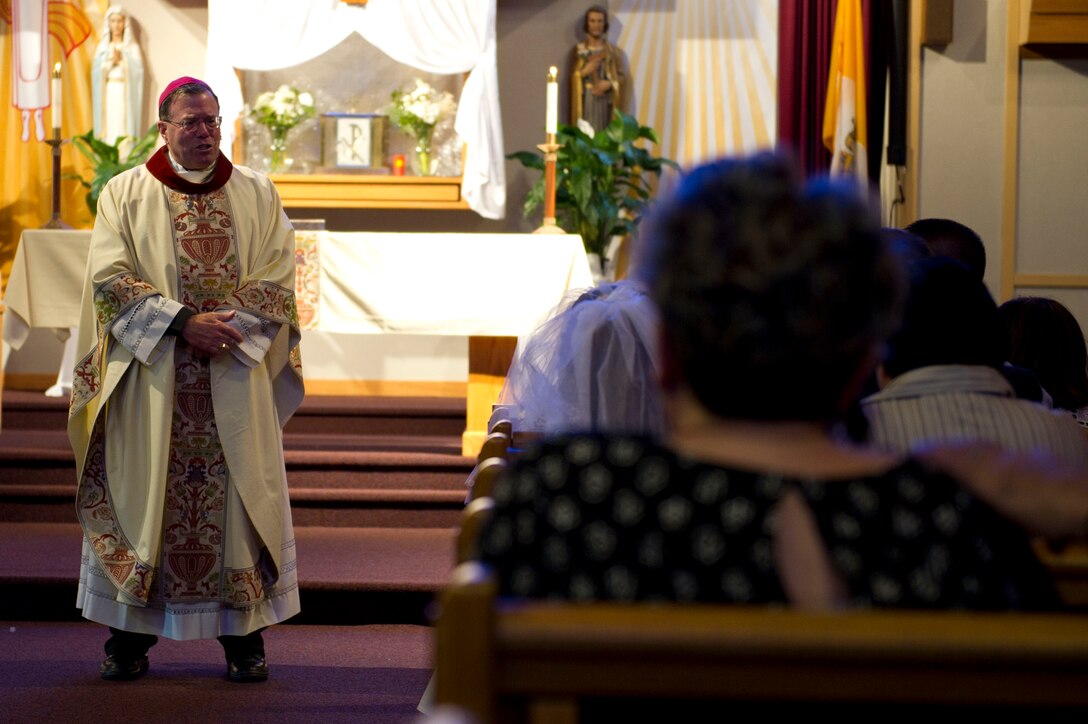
{"left": 862, "top": 257, "right": 1088, "bottom": 467}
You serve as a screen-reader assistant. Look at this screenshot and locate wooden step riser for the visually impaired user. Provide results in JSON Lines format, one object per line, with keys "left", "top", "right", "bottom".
{"left": 0, "top": 496, "right": 464, "bottom": 528}
{"left": 0, "top": 468, "right": 472, "bottom": 490}
{"left": 0, "top": 415, "right": 465, "bottom": 437}
{"left": 1, "top": 404, "right": 466, "bottom": 435}
{"left": 285, "top": 416, "right": 466, "bottom": 437}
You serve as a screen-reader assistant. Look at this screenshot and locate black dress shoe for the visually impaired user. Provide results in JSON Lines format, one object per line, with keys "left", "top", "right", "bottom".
{"left": 227, "top": 655, "right": 269, "bottom": 683}
{"left": 100, "top": 654, "right": 149, "bottom": 681}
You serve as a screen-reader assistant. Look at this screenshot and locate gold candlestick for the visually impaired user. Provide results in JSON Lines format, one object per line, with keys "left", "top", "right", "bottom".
{"left": 534, "top": 66, "right": 564, "bottom": 235}
{"left": 42, "top": 128, "right": 71, "bottom": 229}
{"left": 533, "top": 134, "right": 564, "bottom": 235}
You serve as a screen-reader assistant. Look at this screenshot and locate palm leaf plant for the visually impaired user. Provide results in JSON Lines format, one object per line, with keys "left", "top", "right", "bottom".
{"left": 67, "top": 125, "right": 159, "bottom": 216}
{"left": 508, "top": 112, "right": 678, "bottom": 260}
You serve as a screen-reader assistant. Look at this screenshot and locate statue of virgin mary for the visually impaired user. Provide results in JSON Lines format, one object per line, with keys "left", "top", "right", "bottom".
{"left": 91, "top": 6, "right": 145, "bottom": 144}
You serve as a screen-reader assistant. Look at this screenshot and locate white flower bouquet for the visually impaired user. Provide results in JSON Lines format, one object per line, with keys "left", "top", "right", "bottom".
{"left": 249, "top": 84, "right": 315, "bottom": 173}
{"left": 251, "top": 85, "right": 316, "bottom": 132}
{"left": 387, "top": 79, "right": 456, "bottom": 175}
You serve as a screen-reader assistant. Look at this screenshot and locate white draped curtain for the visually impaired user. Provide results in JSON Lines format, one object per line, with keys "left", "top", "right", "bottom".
{"left": 206, "top": 0, "right": 504, "bottom": 219}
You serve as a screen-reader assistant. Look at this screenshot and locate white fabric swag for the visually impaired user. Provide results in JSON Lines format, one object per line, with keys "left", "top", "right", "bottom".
{"left": 205, "top": 0, "right": 505, "bottom": 219}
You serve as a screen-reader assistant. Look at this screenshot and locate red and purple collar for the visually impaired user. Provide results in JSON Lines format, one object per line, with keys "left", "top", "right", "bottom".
{"left": 145, "top": 146, "right": 233, "bottom": 193}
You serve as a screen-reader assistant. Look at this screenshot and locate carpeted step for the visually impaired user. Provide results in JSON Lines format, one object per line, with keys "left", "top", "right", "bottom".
{"left": 0, "top": 394, "right": 475, "bottom": 527}
{"left": 0, "top": 452, "right": 473, "bottom": 527}
{"left": 0, "top": 390, "right": 468, "bottom": 437}
{"left": 0, "top": 485, "right": 468, "bottom": 527}
{"left": 0, "top": 521, "right": 456, "bottom": 625}
{"left": 284, "top": 450, "right": 473, "bottom": 489}
{"left": 284, "top": 432, "right": 462, "bottom": 454}
{"left": 0, "top": 429, "right": 466, "bottom": 457}
{"left": 0, "top": 432, "right": 474, "bottom": 526}
{"left": 285, "top": 395, "right": 467, "bottom": 437}
{"left": 0, "top": 430, "right": 473, "bottom": 489}
{"left": 0, "top": 390, "right": 70, "bottom": 430}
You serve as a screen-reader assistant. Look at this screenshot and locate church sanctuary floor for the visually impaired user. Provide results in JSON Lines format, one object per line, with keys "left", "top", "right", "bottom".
{"left": 0, "top": 389, "right": 467, "bottom": 721}
{"left": 1, "top": 620, "right": 432, "bottom": 724}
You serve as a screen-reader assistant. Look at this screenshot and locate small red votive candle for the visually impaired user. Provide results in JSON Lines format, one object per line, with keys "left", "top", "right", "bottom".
{"left": 392, "top": 154, "right": 406, "bottom": 176}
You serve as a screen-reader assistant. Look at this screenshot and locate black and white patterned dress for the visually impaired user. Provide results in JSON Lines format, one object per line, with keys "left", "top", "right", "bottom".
{"left": 478, "top": 434, "right": 1056, "bottom": 610}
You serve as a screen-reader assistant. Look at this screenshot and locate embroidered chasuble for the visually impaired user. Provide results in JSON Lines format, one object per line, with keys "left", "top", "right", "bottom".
{"left": 70, "top": 148, "right": 304, "bottom": 639}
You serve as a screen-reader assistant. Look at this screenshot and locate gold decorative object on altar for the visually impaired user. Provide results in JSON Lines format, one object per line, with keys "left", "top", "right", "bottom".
{"left": 534, "top": 66, "right": 563, "bottom": 235}
{"left": 43, "top": 63, "right": 71, "bottom": 229}
{"left": 321, "top": 113, "right": 386, "bottom": 172}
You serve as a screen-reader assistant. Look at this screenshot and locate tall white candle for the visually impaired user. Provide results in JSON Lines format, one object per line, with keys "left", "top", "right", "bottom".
{"left": 51, "top": 63, "right": 62, "bottom": 130}
{"left": 545, "top": 66, "right": 558, "bottom": 135}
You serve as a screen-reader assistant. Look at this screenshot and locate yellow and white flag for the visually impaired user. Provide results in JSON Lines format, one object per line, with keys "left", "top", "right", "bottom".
{"left": 822, "top": 0, "right": 867, "bottom": 180}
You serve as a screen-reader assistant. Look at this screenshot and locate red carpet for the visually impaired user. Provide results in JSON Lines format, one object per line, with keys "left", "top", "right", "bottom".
{"left": 2, "top": 621, "right": 432, "bottom": 724}
{"left": 0, "top": 390, "right": 467, "bottom": 722}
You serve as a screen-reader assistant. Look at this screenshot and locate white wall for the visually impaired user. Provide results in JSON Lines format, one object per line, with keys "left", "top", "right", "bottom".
{"left": 121, "top": 1, "right": 209, "bottom": 127}
{"left": 916, "top": 0, "right": 1005, "bottom": 297}
{"left": 916, "top": 0, "right": 1088, "bottom": 331}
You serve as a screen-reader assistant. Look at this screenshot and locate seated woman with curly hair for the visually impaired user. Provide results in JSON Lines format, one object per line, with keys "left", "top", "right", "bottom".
{"left": 478, "top": 154, "right": 1062, "bottom": 611}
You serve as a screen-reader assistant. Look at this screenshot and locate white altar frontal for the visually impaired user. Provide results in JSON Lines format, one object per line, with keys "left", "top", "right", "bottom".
{"left": 2, "top": 229, "right": 593, "bottom": 454}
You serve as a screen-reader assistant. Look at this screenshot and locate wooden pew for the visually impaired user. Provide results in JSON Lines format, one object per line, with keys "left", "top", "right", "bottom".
{"left": 477, "top": 430, "right": 512, "bottom": 464}
{"left": 456, "top": 497, "right": 495, "bottom": 565}
{"left": 435, "top": 562, "right": 1088, "bottom": 723}
{"left": 489, "top": 418, "right": 513, "bottom": 440}
{"left": 1037, "top": 541, "right": 1088, "bottom": 609}
{"left": 466, "top": 456, "right": 507, "bottom": 502}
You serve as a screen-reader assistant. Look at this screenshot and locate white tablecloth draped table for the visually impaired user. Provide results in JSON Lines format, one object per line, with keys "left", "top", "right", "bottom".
{"left": 312, "top": 232, "right": 592, "bottom": 336}
{"left": 2, "top": 229, "right": 91, "bottom": 351}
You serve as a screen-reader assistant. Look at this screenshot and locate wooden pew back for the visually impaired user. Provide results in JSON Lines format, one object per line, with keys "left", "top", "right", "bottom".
{"left": 435, "top": 563, "right": 1088, "bottom": 723}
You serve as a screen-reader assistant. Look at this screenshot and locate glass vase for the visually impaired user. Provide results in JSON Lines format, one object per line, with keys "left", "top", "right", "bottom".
{"left": 269, "top": 125, "right": 290, "bottom": 174}
{"left": 415, "top": 128, "right": 434, "bottom": 176}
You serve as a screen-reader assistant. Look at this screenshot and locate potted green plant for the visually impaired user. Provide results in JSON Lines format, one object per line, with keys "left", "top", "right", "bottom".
{"left": 68, "top": 125, "right": 159, "bottom": 217}
{"left": 508, "top": 111, "right": 678, "bottom": 269}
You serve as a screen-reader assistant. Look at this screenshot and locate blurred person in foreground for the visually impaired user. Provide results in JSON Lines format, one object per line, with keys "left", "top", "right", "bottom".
{"left": 478, "top": 153, "right": 1065, "bottom": 610}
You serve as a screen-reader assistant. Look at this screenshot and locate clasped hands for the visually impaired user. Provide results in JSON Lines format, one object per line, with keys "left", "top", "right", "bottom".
{"left": 181, "top": 310, "right": 245, "bottom": 357}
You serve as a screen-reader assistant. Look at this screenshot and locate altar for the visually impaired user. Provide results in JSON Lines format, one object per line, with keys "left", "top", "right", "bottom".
{"left": 1, "top": 229, "right": 592, "bottom": 454}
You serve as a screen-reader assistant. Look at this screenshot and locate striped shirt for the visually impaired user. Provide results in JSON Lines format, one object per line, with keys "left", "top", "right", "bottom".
{"left": 862, "top": 365, "right": 1088, "bottom": 467}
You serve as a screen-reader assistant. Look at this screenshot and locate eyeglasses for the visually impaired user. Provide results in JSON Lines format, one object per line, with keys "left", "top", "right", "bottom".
{"left": 162, "top": 116, "right": 223, "bottom": 132}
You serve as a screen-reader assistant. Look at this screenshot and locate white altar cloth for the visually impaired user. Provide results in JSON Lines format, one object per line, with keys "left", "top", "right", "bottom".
{"left": 318, "top": 232, "right": 592, "bottom": 336}
{"left": 2, "top": 229, "right": 90, "bottom": 351}
{"left": 3, "top": 229, "right": 592, "bottom": 347}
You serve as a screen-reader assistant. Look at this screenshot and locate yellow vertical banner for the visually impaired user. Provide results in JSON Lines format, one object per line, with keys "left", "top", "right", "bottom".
{"left": 822, "top": 0, "right": 868, "bottom": 179}
{"left": 1, "top": 0, "right": 97, "bottom": 294}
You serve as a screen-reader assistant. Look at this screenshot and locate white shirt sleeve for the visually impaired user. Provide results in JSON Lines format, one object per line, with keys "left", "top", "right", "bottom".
{"left": 110, "top": 296, "right": 187, "bottom": 365}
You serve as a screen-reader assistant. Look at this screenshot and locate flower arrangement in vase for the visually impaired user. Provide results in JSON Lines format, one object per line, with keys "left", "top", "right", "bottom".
{"left": 387, "top": 79, "right": 456, "bottom": 176}
{"left": 250, "top": 84, "right": 316, "bottom": 174}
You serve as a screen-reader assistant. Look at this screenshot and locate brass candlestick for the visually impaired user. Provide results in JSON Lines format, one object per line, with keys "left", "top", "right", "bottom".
{"left": 42, "top": 128, "right": 71, "bottom": 229}
{"left": 533, "top": 133, "right": 565, "bottom": 234}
